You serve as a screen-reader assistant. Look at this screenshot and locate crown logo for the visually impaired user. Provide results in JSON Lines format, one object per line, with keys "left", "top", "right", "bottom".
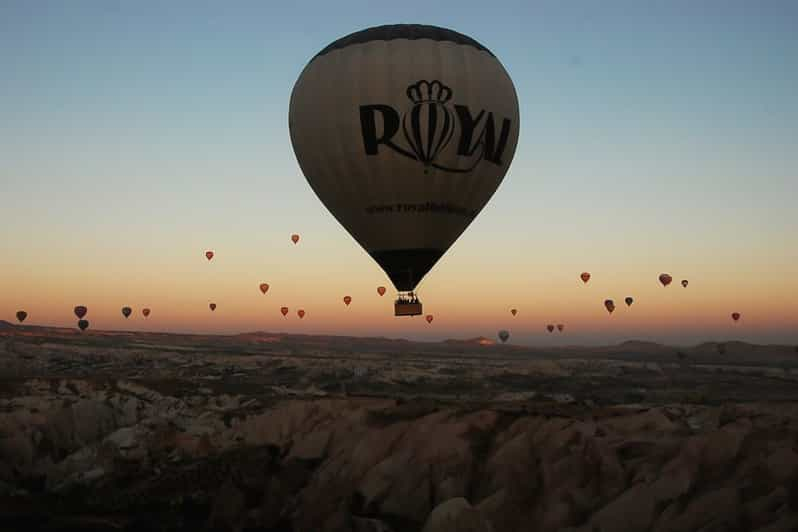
{"left": 406, "top": 80, "right": 452, "bottom": 104}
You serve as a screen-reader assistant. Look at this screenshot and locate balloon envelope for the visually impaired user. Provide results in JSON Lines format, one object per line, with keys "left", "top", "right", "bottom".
{"left": 580, "top": 272, "right": 591, "bottom": 284}
{"left": 377, "top": 286, "right": 386, "bottom": 296}
{"left": 142, "top": 308, "right": 151, "bottom": 317}
{"left": 281, "top": 307, "right": 289, "bottom": 317}
{"left": 604, "top": 299, "right": 615, "bottom": 314}
{"left": 498, "top": 330, "right": 510, "bottom": 343}
{"left": 731, "top": 312, "right": 740, "bottom": 322}
{"left": 260, "top": 283, "right": 270, "bottom": 294}
{"left": 426, "top": 314, "right": 433, "bottom": 323}
{"left": 16, "top": 311, "right": 27, "bottom": 323}
{"left": 556, "top": 324, "right": 564, "bottom": 332}
{"left": 77, "top": 319, "right": 89, "bottom": 331}
{"left": 625, "top": 297, "right": 634, "bottom": 307}
{"left": 343, "top": 296, "right": 352, "bottom": 306}
{"left": 659, "top": 273, "right": 673, "bottom": 287}
{"left": 546, "top": 324, "right": 554, "bottom": 333}
{"left": 121, "top": 307, "right": 132, "bottom": 318}
{"left": 298, "top": 309, "right": 306, "bottom": 319}
{"left": 510, "top": 308, "right": 517, "bottom": 316}
{"left": 289, "top": 25, "right": 520, "bottom": 292}
{"left": 209, "top": 303, "right": 216, "bottom": 311}
{"left": 205, "top": 251, "right": 214, "bottom": 261}
{"left": 291, "top": 234, "right": 300, "bottom": 244}
{"left": 681, "top": 279, "right": 688, "bottom": 288}
{"left": 74, "top": 306, "right": 87, "bottom": 319}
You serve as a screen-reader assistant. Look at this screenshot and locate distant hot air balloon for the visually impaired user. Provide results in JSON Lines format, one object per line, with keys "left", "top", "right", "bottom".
{"left": 426, "top": 314, "right": 434, "bottom": 324}
{"left": 142, "top": 308, "right": 151, "bottom": 318}
{"left": 498, "top": 330, "right": 510, "bottom": 343}
{"left": 297, "top": 309, "right": 306, "bottom": 319}
{"left": 291, "top": 234, "right": 300, "bottom": 244}
{"left": 546, "top": 324, "right": 554, "bottom": 333}
{"left": 74, "top": 306, "right": 87, "bottom": 319}
{"left": 259, "top": 283, "right": 270, "bottom": 295}
{"left": 343, "top": 296, "right": 352, "bottom": 306}
{"left": 731, "top": 312, "right": 740, "bottom": 322}
{"left": 205, "top": 251, "right": 214, "bottom": 261}
{"left": 681, "top": 279, "right": 688, "bottom": 288}
{"left": 625, "top": 297, "right": 634, "bottom": 307}
{"left": 604, "top": 299, "right": 615, "bottom": 314}
{"left": 289, "top": 25, "right": 520, "bottom": 316}
{"left": 510, "top": 309, "right": 517, "bottom": 317}
{"left": 281, "top": 306, "right": 289, "bottom": 317}
{"left": 377, "top": 286, "right": 386, "bottom": 296}
{"left": 121, "top": 307, "right": 132, "bottom": 318}
{"left": 557, "top": 324, "right": 564, "bottom": 332}
{"left": 659, "top": 273, "right": 673, "bottom": 287}
{"left": 209, "top": 303, "right": 217, "bottom": 312}
{"left": 16, "top": 311, "right": 27, "bottom": 323}
{"left": 580, "top": 272, "right": 591, "bottom": 284}
{"left": 77, "top": 319, "right": 89, "bottom": 331}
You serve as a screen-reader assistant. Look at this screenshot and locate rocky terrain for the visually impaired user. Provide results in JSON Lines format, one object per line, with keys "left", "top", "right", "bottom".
{"left": 2, "top": 323, "right": 798, "bottom": 531}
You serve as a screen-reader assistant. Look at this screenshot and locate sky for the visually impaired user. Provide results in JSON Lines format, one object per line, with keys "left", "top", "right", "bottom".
{"left": 1, "top": 0, "right": 797, "bottom": 346}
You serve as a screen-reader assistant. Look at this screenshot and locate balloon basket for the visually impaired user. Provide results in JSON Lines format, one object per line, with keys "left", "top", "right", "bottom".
{"left": 395, "top": 293, "right": 422, "bottom": 317}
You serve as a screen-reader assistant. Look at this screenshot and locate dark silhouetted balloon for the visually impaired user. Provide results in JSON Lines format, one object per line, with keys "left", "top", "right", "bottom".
{"left": 731, "top": 312, "right": 740, "bottom": 322}
{"left": 377, "top": 286, "right": 386, "bottom": 296}
{"left": 546, "top": 324, "right": 554, "bottom": 333}
{"left": 142, "top": 308, "right": 151, "bottom": 318}
{"left": 625, "top": 297, "right": 634, "bottom": 307}
{"left": 16, "top": 311, "right": 27, "bottom": 323}
{"left": 580, "top": 272, "right": 591, "bottom": 284}
{"left": 297, "top": 309, "right": 306, "bottom": 319}
{"left": 291, "top": 234, "right": 300, "bottom": 244}
{"left": 343, "top": 296, "right": 352, "bottom": 306}
{"left": 74, "top": 306, "right": 87, "bottom": 319}
{"left": 510, "top": 308, "right": 517, "bottom": 316}
{"left": 681, "top": 279, "right": 688, "bottom": 288}
{"left": 556, "top": 324, "right": 564, "bottom": 332}
{"left": 426, "top": 314, "right": 434, "bottom": 324}
{"left": 259, "top": 283, "right": 270, "bottom": 294}
{"left": 289, "top": 25, "right": 520, "bottom": 293}
{"left": 604, "top": 299, "right": 615, "bottom": 314}
{"left": 209, "top": 303, "right": 217, "bottom": 312}
{"left": 205, "top": 251, "right": 214, "bottom": 261}
{"left": 498, "top": 330, "right": 510, "bottom": 343}
{"left": 659, "top": 273, "right": 672, "bottom": 287}
{"left": 281, "top": 306, "right": 289, "bottom": 317}
{"left": 121, "top": 307, "right": 132, "bottom": 318}
{"left": 77, "top": 320, "right": 89, "bottom": 331}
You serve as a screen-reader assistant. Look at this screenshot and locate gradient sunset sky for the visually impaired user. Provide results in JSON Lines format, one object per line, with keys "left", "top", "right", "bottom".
{"left": 2, "top": 1, "right": 796, "bottom": 346}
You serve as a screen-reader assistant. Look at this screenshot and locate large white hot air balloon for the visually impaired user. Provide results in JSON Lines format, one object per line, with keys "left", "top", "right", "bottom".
{"left": 289, "top": 25, "right": 520, "bottom": 316}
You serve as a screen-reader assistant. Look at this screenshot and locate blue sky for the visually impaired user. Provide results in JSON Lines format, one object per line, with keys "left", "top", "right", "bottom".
{"left": 1, "top": 1, "right": 796, "bottom": 344}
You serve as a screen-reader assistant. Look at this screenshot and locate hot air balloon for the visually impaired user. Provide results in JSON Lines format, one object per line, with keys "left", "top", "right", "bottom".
{"left": 681, "top": 279, "right": 688, "bottom": 288}
{"left": 289, "top": 25, "right": 519, "bottom": 318}
{"left": 74, "top": 306, "right": 87, "bottom": 319}
{"left": 121, "top": 307, "right": 132, "bottom": 318}
{"left": 142, "top": 308, "right": 151, "bottom": 318}
{"left": 297, "top": 309, "right": 306, "bottom": 319}
{"left": 731, "top": 312, "right": 740, "bottom": 322}
{"left": 291, "top": 234, "right": 300, "bottom": 244}
{"left": 259, "top": 283, "right": 270, "bottom": 294}
{"left": 580, "top": 272, "right": 591, "bottom": 284}
{"left": 209, "top": 303, "right": 217, "bottom": 312}
{"left": 556, "top": 324, "right": 564, "bottom": 332}
{"left": 510, "top": 309, "right": 517, "bottom": 316}
{"left": 659, "top": 273, "right": 672, "bottom": 287}
{"left": 16, "top": 311, "right": 27, "bottom": 323}
{"left": 604, "top": 299, "right": 615, "bottom": 314}
{"left": 426, "top": 314, "right": 434, "bottom": 324}
{"left": 281, "top": 307, "right": 289, "bottom": 317}
{"left": 377, "top": 286, "right": 386, "bottom": 296}
{"left": 205, "top": 251, "right": 214, "bottom": 261}
{"left": 546, "top": 324, "right": 554, "bottom": 333}
{"left": 498, "top": 330, "right": 510, "bottom": 343}
{"left": 77, "top": 320, "right": 89, "bottom": 331}
{"left": 625, "top": 297, "right": 634, "bottom": 307}
{"left": 343, "top": 296, "right": 352, "bottom": 306}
